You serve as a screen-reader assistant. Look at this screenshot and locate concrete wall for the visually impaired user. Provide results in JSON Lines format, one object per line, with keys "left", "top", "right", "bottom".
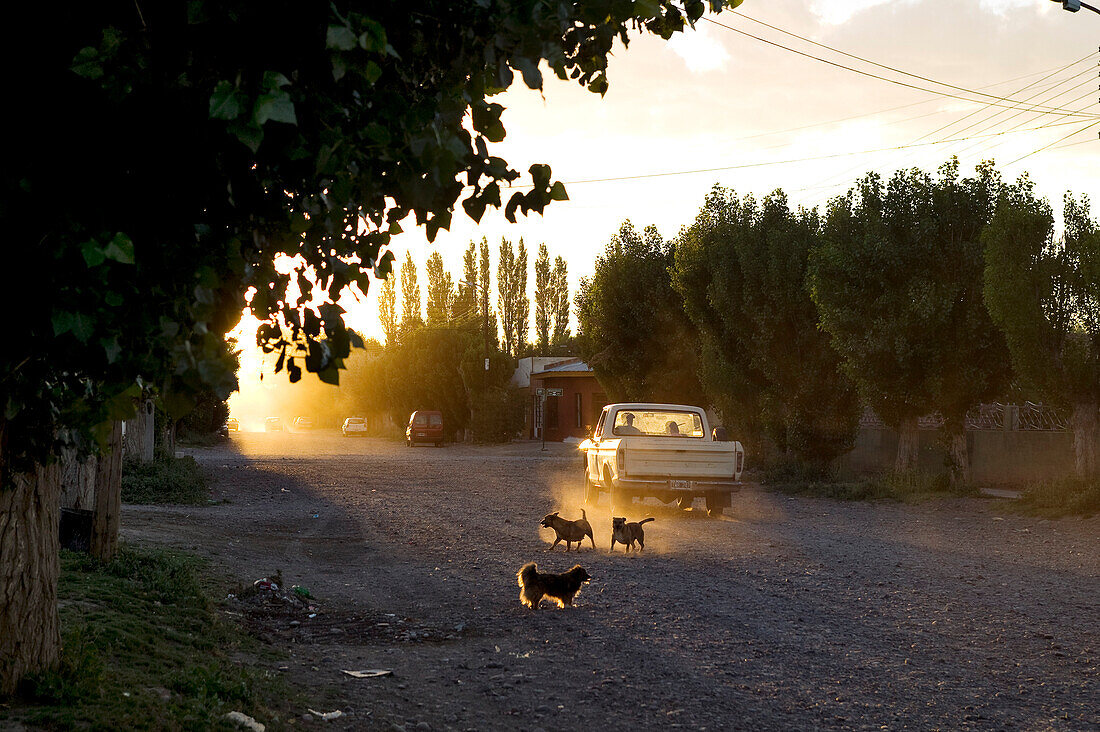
{"left": 835, "top": 428, "right": 1075, "bottom": 485}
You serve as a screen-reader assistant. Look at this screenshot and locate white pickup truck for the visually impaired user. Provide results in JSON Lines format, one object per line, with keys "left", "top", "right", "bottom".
{"left": 580, "top": 403, "right": 745, "bottom": 517}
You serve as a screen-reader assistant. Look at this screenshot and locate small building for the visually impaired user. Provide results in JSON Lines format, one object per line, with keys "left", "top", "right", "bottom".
{"left": 513, "top": 357, "right": 606, "bottom": 441}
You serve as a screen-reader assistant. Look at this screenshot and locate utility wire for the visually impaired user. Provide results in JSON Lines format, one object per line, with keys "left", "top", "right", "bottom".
{"left": 710, "top": 57, "right": 1096, "bottom": 144}
{"left": 702, "top": 16, "right": 1100, "bottom": 118}
{"left": 529, "top": 117, "right": 1090, "bottom": 188}
{"left": 792, "top": 56, "right": 1097, "bottom": 199}
{"left": 1004, "top": 119, "right": 1100, "bottom": 167}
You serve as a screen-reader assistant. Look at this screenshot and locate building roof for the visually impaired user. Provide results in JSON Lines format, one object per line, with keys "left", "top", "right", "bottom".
{"left": 531, "top": 358, "right": 593, "bottom": 378}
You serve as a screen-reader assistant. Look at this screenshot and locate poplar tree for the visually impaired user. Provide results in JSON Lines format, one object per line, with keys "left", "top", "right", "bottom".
{"left": 534, "top": 243, "right": 552, "bottom": 354}
{"left": 425, "top": 252, "right": 454, "bottom": 325}
{"left": 400, "top": 251, "right": 422, "bottom": 331}
{"left": 378, "top": 275, "right": 398, "bottom": 346}
{"left": 551, "top": 256, "right": 570, "bottom": 346}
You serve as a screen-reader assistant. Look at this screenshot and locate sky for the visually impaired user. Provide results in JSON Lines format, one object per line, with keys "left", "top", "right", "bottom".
{"left": 240, "top": 0, "right": 1100, "bottom": 354}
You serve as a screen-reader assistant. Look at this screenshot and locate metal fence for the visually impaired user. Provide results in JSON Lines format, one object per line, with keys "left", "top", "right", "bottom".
{"left": 859, "top": 402, "right": 1070, "bottom": 432}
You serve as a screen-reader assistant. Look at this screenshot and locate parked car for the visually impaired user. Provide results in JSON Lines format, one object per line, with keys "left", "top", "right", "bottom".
{"left": 292, "top": 416, "right": 313, "bottom": 430}
{"left": 342, "top": 417, "right": 368, "bottom": 437}
{"left": 264, "top": 417, "right": 283, "bottom": 432}
{"left": 226, "top": 418, "right": 240, "bottom": 433}
{"left": 406, "top": 410, "right": 444, "bottom": 447}
{"left": 580, "top": 403, "right": 744, "bottom": 517}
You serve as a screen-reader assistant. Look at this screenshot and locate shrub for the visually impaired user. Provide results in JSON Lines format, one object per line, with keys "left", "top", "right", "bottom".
{"left": 122, "top": 454, "right": 209, "bottom": 505}
{"left": 1016, "top": 478, "right": 1100, "bottom": 518}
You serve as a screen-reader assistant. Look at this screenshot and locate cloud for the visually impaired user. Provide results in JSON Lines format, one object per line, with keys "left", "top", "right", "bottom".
{"left": 666, "top": 25, "right": 731, "bottom": 73}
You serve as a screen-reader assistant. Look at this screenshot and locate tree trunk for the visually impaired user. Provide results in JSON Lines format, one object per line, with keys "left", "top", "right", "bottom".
{"left": 0, "top": 462, "right": 62, "bottom": 695}
{"left": 894, "top": 416, "right": 920, "bottom": 473}
{"left": 59, "top": 448, "right": 96, "bottom": 511}
{"left": 123, "top": 398, "right": 154, "bottom": 463}
{"left": 1071, "top": 401, "right": 1099, "bottom": 479}
{"left": 91, "top": 421, "right": 123, "bottom": 561}
{"left": 942, "top": 416, "right": 970, "bottom": 490}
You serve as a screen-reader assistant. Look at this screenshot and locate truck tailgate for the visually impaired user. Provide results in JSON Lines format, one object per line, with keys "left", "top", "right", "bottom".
{"left": 623, "top": 441, "right": 737, "bottom": 479}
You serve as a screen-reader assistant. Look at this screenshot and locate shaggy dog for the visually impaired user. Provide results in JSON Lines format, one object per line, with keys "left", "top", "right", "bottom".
{"left": 517, "top": 563, "right": 591, "bottom": 609}
{"left": 610, "top": 516, "right": 654, "bottom": 552}
{"left": 540, "top": 509, "right": 595, "bottom": 551}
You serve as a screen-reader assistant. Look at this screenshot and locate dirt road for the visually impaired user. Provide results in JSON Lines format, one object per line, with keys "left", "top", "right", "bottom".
{"left": 122, "top": 433, "right": 1099, "bottom": 731}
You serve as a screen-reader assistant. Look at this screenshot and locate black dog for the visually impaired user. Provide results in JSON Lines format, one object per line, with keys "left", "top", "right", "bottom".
{"left": 517, "top": 563, "right": 591, "bottom": 609}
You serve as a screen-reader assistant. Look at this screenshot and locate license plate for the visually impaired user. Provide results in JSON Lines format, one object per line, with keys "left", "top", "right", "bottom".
{"left": 670, "top": 479, "right": 691, "bottom": 491}
{"left": 417, "top": 432, "right": 426, "bottom": 437}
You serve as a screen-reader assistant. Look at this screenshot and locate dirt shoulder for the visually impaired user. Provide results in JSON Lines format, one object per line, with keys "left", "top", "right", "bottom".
{"left": 121, "top": 432, "right": 1100, "bottom": 731}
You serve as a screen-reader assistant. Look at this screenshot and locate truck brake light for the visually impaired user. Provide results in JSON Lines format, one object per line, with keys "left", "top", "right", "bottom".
{"left": 616, "top": 447, "right": 625, "bottom": 475}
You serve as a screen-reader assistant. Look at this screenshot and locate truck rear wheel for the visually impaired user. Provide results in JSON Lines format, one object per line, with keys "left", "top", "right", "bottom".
{"left": 705, "top": 491, "right": 730, "bottom": 518}
{"left": 583, "top": 474, "right": 598, "bottom": 506}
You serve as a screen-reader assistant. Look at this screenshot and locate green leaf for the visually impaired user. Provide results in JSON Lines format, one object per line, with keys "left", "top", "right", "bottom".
{"left": 634, "top": 0, "right": 661, "bottom": 17}
{"left": 101, "top": 337, "right": 121, "bottom": 364}
{"left": 81, "top": 240, "right": 106, "bottom": 267}
{"left": 550, "top": 181, "right": 569, "bottom": 201}
{"left": 71, "top": 47, "right": 103, "bottom": 80}
{"left": 254, "top": 91, "right": 297, "bottom": 125}
{"left": 105, "top": 291, "right": 124, "bottom": 307}
{"left": 103, "top": 232, "right": 134, "bottom": 264}
{"left": 362, "top": 61, "right": 382, "bottom": 85}
{"left": 365, "top": 123, "right": 391, "bottom": 146}
{"left": 327, "top": 25, "right": 357, "bottom": 51}
{"left": 229, "top": 120, "right": 264, "bottom": 152}
{"left": 358, "top": 18, "right": 387, "bottom": 53}
{"left": 317, "top": 366, "right": 341, "bottom": 385}
{"left": 262, "top": 71, "right": 291, "bottom": 89}
{"left": 209, "top": 80, "right": 244, "bottom": 120}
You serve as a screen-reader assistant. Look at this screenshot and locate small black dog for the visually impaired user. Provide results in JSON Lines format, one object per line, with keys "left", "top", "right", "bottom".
{"left": 517, "top": 563, "right": 591, "bottom": 609}
{"left": 611, "top": 516, "right": 654, "bottom": 552}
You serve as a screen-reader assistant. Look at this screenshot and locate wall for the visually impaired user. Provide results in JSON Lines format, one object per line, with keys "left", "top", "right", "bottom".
{"left": 835, "top": 428, "right": 1075, "bottom": 484}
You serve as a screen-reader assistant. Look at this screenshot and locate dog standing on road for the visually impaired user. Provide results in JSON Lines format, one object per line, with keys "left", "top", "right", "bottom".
{"left": 611, "top": 516, "right": 654, "bottom": 552}
{"left": 540, "top": 509, "right": 595, "bottom": 551}
{"left": 517, "top": 563, "right": 591, "bottom": 609}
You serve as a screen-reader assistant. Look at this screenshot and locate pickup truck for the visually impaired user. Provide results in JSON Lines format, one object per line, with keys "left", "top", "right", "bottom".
{"left": 580, "top": 403, "right": 745, "bottom": 517}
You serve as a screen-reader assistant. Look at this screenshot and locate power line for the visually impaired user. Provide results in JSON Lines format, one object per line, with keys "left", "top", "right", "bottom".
{"left": 1004, "top": 119, "right": 1100, "bottom": 167}
{"left": 707, "top": 56, "right": 1096, "bottom": 145}
{"left": 792, "top": 56, "right": 1097, "bottom": 199}
{"left": 702, "top": 16, "right": 1100, "bottom": 118}
{"left": 535, "top": 117, "right": 1091, "bottom": 187}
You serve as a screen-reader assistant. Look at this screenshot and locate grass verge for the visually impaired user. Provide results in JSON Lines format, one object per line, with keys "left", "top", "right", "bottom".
{"left": 1013, "top": 477, "right": 1100, "bottom": 518}
{"left": 4, "top": 545, "right": 291, "bottom": 730}
{"left": 122, "top": 454, "right": 210, "bottom": 505}
{"left": 765, "top": 465, "right": 975, "bottom": 503}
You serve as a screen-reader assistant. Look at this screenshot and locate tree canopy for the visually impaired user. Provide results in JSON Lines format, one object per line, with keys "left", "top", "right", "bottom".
{"left": 984, "top": 182, "right": 1100, "bottom": 477}
{"left": 577, "top": 222, "right": 704, "bottom": 404}
{"left": 673, "top": 187, "right": 860, "bottom": 469}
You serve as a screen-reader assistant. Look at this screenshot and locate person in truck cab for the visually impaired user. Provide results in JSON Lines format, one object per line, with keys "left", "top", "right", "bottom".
{"left": 666, "top": 420, "right": 680, "bottom": 435}
{"left": 615, "top": 412, "right": 642, "bottom": 435}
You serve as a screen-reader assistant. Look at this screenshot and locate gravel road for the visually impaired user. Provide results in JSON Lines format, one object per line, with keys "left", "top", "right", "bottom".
{"left": 122, "top": 432, "right": 1099, "bottom": 731}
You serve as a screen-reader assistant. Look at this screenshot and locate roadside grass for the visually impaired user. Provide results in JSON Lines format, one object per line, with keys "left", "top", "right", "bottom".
{"left": 122, "top": 454, "right": 210, "bottom": 505}
{"left": 763, "top": 461, "right": 975, "bottom": 503}
{"left": 6, "top": 545, "right": 291, "bottom": 730}
{"left": 1012, "top": 477, "right": 1100, "bottom": 518}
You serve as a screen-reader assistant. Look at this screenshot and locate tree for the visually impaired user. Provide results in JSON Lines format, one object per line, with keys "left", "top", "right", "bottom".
{"left": 534, "top": 243, "right": 552, "bottom": 354}
{"left": 551, "top": 256, "right": 571, "bottom": 347}
{"left": 425, "top": 252, "right": 455, "bottom": 325}
{"left": 515, "top": 240, "right": 531, "bottom": 356}
{"left": 2, "top": 0, "right": 742, "bottom": 693}
{"left": 378, "top": 274, "right": 398, "bottom": 346}
{"left": 400, "top": 251, "right": 422, "bottom": 331}
{"left": 672, "top": 187, "right": 860, "bottom": 470}
{"left": 498, "top": 238, "right": 519, "bottom": 357}
{"left": 454, "top": 242, "right": 479, "bottom": 327}
{"left": 808, "top": 162, "right": 1010, "bottom": 478}
{"left": 478, "top": 239, "right": 499, "bottom": 353}
{"left": 576, "top": 221, "right": 704, "bottom": 403}
{"left": 984, "top": 183, "right": 1100, "bottom": 478}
